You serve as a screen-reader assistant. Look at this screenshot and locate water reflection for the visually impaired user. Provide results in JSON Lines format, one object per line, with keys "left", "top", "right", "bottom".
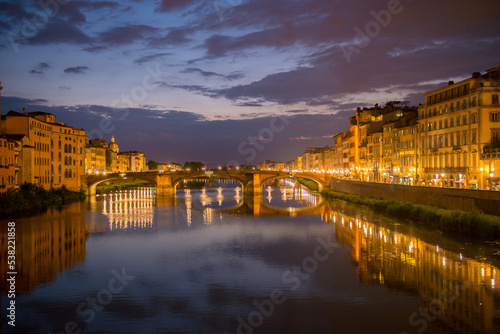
{"left": 0, "top": 205, "right": 87, "bottom": 294}
{"left": 3, "top": 184, "right": 500, "bottom": 334}
{"left": 325, "top": 205, "right": 500, "bottom": 333}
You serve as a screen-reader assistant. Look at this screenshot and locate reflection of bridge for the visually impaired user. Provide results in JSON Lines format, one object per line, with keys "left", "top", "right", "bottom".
{"left": 83, "top": 170, "right": 331, "bottom": 196}
{"left": 188, "top": 193, "right": 326, "bottom": 217}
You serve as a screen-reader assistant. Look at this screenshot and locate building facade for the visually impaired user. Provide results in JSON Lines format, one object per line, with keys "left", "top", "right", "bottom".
{"left": 418, "top": 67, "right": 500, "bottom": 189}
{"left": 1, "top": 110, "right": 86, "bottom": 191}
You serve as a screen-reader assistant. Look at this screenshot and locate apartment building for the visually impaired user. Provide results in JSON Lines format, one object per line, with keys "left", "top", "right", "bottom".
{"left": 418, "top": 67, "right": 500, "bottom": 189}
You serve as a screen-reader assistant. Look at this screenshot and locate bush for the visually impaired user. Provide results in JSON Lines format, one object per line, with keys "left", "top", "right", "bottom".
{"left": 0, "top": 183, "right": 86, "bottom": 219}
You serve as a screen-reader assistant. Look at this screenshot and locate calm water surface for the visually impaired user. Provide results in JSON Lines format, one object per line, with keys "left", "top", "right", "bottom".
{"left": 1, "top": 183, "right": 499, "bottom": 334}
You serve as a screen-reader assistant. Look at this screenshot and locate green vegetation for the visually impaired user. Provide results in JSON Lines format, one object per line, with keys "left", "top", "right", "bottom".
{"left": 147, "top": 160, "right": 159, "bottom": 170}
{"left": 0, "top": 183, "right": 86, "bottom": 219}
{"left": 321, "top": 189, "right": 500, "bottom": 238}
{"left": 96, "top": 180, "right": 153, "bottom": 194}
{"left": 297, "top": 178, "right": 319, "bottom": 191}
{"left": 106, "top": 150, "right": 112, "bottom": 168}
{"left": 184, "top": 161, "right": 205, "bottom": 171}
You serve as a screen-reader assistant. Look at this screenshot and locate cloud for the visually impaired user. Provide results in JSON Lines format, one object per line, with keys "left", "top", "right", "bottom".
{"left": 181, "top": 68, "right": 244, "bottom": 81}
{"left": 0, "top": 2, "right": 29, "bottom": 20}
{"left": 155, "top": 0, "right": 199, "bottom": 12}
{"left": 29, "top": 62, "right": 50, "bottom": 75}
{"left": 148, "top": 28, "right": 192, "bottom": 47}
{"left": 64, "top": 66, "right": 89, "bottom": 74}
{"left": 203, "top": 24, "right": 299, "bottom": 58}
{"left": 27, "top": 20, "right": 92, "bottom": 45}
{"left": 134, "top": 52, "right": 171, "bottom": 65}
{"left": 98, "top": 24, "right": 158, "bottom": 46}
{"left": 1, "top": 96, "right": 347, "bottom": 166}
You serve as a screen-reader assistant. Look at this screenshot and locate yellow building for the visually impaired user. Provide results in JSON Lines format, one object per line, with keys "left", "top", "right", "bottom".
{"left": 0, "top": 136, "right": 18, "bottom": 192}
{"left": 418, "top": 67, "right": 500, "bottom": 189}
{"left": 85, "top": 136, "right": 123, "bottom": 174}
{"left": 1, "top": 109, "right": 86, "bottom": 191}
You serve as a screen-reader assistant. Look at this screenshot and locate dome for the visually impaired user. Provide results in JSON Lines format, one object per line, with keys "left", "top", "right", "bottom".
{"left": 109, "top": 136, "right": 119, "bottom": 152}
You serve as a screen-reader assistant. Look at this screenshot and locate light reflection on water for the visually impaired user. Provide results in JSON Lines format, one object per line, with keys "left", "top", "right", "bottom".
{"left": 0, "top": 184, "right": 499, "bottom": 334}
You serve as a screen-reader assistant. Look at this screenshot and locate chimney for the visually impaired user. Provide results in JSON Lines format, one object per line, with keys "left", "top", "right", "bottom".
{"left": 22, "top": 107, "right": 26, "bottom": 114}
{"left": 472, "top": 72, "right": 481, "bottom": 78}
{"left": 448, "top": 81, "right": 454, "bottom": 85}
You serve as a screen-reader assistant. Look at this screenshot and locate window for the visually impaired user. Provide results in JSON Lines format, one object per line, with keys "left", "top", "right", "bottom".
{"left": 472, "top": 131, "right": 477, "bottom": 144}
{"left": 471, "top": 113, "right": 477, "bottom": 123}
{"left": 490, "top": 112, "right": 499, "bottom": 122}
{"left": 462, "top": 115, "right": 467, "bottom": 125}
{"left": 493, "top": 94, "right": 499, "bottom": 105}
{"left": 493, "top": 129, "right": 500, "bottom": 143}
{"left": 450, "top": 118, "right": 454, "bottom": 127}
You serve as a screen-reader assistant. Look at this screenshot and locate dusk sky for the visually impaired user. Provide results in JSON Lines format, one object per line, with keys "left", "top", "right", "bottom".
{"left": 1, "top": 0, "right": 499, "bottom": 166}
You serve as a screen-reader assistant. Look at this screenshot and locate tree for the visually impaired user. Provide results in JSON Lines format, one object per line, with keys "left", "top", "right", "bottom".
{"left": 105, "top": 149, "right": 112, "bottom": 168}
{"left": 184, "top": 161, "right": 205, "bottom": 171}
{"left": 148, "top": 160, "right": 159, "bottom": 170}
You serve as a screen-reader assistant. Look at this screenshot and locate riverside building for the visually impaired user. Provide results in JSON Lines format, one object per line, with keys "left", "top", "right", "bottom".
{"left": 418, "top": 67, "right": 500, "bottom": 189}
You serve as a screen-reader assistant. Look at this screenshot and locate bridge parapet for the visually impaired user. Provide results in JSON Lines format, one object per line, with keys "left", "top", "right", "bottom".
{"left": 83, "top": 170, "right": 330, "bottom": 196}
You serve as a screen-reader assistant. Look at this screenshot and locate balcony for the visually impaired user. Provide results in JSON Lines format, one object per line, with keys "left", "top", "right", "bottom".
{"left": 424, "top": 167, "right": 469, "bottom": 174}
{"left": 481, "top": 143, "right": 500, "bottom": 160}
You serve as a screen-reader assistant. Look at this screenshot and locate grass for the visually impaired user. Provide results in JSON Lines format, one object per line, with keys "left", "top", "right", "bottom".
{"left": 96, "top": 180, "right": 153, "bottom": 194}
{"left": 321, "top": 189, "right": 500, "bottom": 238}
{"left": 0, "top": 183, "right": 86, "bottom": 219}
{"left": 297, "top": 178, "right": 319, "bottom": 191}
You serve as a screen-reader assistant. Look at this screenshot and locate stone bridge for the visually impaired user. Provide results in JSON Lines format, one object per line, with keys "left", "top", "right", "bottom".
{"left": 83, "top": 170, "right": 331, "bottom": 196}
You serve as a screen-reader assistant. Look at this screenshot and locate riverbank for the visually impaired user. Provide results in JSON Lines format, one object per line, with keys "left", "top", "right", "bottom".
{"left": 96, "top": 180, "right": 153, "bottom": 194}
{"left": 321, "top": 189, "right": 500, "bottom": 238}
{"left": 297, "top": 178, "right": 319, "bottom": 191}
{"left": 0, "top": 183, "right": 86, "bottom": 219}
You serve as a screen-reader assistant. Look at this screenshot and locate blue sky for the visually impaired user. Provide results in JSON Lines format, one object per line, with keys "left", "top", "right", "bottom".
{"left": 1, "top": 0, "right": 499, "bottom": 166}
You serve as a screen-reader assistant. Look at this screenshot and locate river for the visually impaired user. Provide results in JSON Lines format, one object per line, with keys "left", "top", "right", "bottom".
{"left": 1, "top": 180, "right": 499, "bottom": 334}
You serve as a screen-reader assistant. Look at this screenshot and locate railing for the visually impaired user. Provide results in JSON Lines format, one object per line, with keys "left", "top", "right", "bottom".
{"left": 424, "top": 167, "right": 469, "bottom": 173}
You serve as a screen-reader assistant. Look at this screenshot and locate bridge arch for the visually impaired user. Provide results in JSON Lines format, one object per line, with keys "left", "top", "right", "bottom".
{"left": 86, "top": 173, "right": 157, "bottom": 196}
{"left": 258, "top": 174, "right": 325, "bottom": 192}
{"left": 171, "top": 173, "right": 248, "bottom": 192}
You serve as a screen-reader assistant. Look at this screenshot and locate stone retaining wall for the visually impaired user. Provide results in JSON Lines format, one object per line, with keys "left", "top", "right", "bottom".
{"left": 330, "top": 179, "right": 500, "bottom": 216}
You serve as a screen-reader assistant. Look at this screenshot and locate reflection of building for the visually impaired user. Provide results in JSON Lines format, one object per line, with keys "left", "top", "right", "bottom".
{"left": 329, "top": 208, "right": 500, "bottom": 333}
{"left": 0, "top": 208, "right": 87, "bottom": 293}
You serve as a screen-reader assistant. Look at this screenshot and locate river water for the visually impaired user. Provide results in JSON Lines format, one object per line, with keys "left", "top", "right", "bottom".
{"left": 1, "top": 181, "right": 499, "bottom": 334}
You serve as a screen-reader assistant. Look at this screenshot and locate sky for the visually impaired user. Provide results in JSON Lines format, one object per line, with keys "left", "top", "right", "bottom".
{"left": 0, "top": 0, "right": 499, "bottom": 167}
